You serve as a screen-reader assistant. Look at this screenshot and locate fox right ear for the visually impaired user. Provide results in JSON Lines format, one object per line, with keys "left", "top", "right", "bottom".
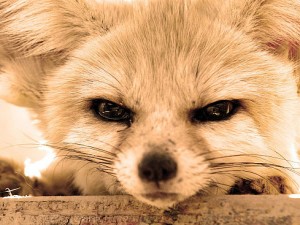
{"left": 0, "top": 0, "right": 131, "bottom": 108}
{"left": 0, "top": 0, "right": 131, "bottom": 56}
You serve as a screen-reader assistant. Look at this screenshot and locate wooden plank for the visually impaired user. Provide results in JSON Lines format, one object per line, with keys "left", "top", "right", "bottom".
{"left": 0, "top": 195, "right": 299, "bottom": 225}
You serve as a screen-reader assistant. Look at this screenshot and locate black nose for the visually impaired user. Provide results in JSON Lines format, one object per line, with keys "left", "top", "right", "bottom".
{"left": 138, "top": 152, "right": 177, "bottom": 183}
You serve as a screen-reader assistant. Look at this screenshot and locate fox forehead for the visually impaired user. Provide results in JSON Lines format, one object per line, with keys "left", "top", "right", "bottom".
{"left": 45, "top": 0, "right": 297, "bottom": 126}
{"left": 50, "top": 11, "right": 293, "bottom": 112}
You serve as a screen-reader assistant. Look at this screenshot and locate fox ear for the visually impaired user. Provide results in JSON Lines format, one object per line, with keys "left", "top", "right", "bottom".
{"left": 252, "top": 0, "right": 300, "bottom": 60}
{"left": 237, "top": 0, "right": 300, "bottom": 88}
{"left": 239, "top": 0, "right": 300, "bottom": 79}
{"left": 0, "top": 0, "right": 131, "bottom": 108}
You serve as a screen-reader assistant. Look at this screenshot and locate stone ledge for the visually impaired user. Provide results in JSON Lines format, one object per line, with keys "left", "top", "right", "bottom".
{"left": 0, "top": 195, "right": 299, "bottom": 225}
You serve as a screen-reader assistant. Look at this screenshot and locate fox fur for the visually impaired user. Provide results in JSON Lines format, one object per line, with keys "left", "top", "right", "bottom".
{"left": 1, "top": 0, "right": 300, "bottom": 208}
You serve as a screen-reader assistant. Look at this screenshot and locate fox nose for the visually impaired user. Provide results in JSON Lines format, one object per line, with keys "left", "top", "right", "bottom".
{"left": 138, "top": 152, "right": 177, "bottom": 183}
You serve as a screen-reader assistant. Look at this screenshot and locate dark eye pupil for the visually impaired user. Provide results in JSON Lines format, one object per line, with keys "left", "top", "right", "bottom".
{"left": 206, "top": 102, "right": 232, "bottom": 118}
{"left": 206, "top": 106, "right": 222, "bottom": 117}
{"left": 99, "top": 102, "right": 126, "bottom": 118}
{"left": 191, "top": 100, "right": 238, "bottom": 122}
{"left": 91, "top": 99, "right": 132, "bottom": 123}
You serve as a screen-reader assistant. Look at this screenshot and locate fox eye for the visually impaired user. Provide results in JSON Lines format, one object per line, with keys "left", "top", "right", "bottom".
{"left": 191, "top": 100, "right": 239, "bottom": 122}
{"left": 91, "top": 99, "right": 133, "bottom": 123}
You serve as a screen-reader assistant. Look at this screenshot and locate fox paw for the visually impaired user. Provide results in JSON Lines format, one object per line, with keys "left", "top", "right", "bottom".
{"left": 0, "top": 159, "right": 80, "bottom": 197}
{"left": 0, "top": 160, "right": 35, "bottom": 197}
{"left": 229, "top": 176, "right": 292, "bottom": 194}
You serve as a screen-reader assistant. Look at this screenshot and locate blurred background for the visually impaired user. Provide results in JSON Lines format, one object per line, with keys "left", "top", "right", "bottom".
{"left": 0, "top": 100, "right": 49, "bottom": 177}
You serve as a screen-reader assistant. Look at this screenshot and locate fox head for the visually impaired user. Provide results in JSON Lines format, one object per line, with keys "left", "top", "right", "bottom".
{"left": 1, "top": 0, "right": 300, "bottom": 208}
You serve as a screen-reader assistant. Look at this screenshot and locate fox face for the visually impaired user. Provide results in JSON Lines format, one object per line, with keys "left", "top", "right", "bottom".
{"left": 1, "top": 0, "right": 300, "bottom": 208}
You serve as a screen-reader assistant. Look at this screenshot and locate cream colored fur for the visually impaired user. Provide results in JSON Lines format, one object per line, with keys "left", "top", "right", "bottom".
{"left": 1, "top": 0, "right": 300, "bottom": 208}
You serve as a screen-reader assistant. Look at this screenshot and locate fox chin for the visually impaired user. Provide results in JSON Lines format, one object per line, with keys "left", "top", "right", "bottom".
{"left": 1, "top": 0, "right": 300, "bottom": 208}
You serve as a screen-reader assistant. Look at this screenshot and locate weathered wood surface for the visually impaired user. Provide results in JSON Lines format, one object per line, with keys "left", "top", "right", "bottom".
{"left": 0, "top": 195, "right": 299, "bottom": 225}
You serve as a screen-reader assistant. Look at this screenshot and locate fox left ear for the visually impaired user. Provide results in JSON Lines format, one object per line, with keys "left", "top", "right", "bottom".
{"left": 253, "top": 0, "right": 300, "bottom": 59}
{"left": 242, "top": 0, "right": 300, "bottom": 83}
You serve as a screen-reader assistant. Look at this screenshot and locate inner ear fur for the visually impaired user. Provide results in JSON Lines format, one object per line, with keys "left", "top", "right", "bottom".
{"left": 0, "top": 0, "right": 132, "bottom": 107}
{"left": 233, "top": 0, "right": 300, "bottom": 88}
{"left": 256, "top": 0, "right": 300, "bottom": 91}
{"left": 0, "top": 0, "right": 131, "bottom": 56}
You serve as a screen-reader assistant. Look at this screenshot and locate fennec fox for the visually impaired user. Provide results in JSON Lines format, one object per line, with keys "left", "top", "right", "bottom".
{"left": 1, "top": 0, "right": 300, "bottom": 209}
